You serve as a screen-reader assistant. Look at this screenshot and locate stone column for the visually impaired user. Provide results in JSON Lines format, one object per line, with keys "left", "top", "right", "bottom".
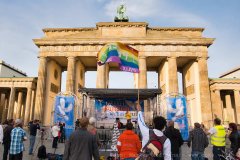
{"left": 35, "top": 57, "right": 47, "bottom": 121}
{"left": 0, "top": 94, "right": 5, "bottom": 120}
{"left": 2, "top": 97, "right": 9, "bottom": 122}
{"left": 197, "top": 57, "right": 212, "bottom": 125}
{"left": 225, "top": 93, "right": 235, "bottom": 123}
{"left": 21, "top": 95, "right": 26, "bottom": 121}
{"left": 66, "top": 56, "right": 76, "bottom": 92}
{"left": 138, "top": 56, "right": 147, "bottom": 89}
{"left": 16, "top": 91, "right": 23, "bottom": 119}
{"left": 24, "top": 88, "right": 32, "bottom": 125}
{"left": 234, "top": 90, "right": 240, "bottom": 123}
{"left": 96, "top": 65, "right": 106, "bottom": 88}
{"left": 7, "top": 87, "right": 16, "bottom": 119}
{"left": 134, "top": 73, "right": 139, "bottom": 88}
{"left": 75, "top": 59, "right": 85, "bottom": 93}
{"left": 158, "top": 60, "right": 167, "bottom": 95}
{"left": 30, "top": 90, "right": 36, "bottom": 121}
{"left": 167, "top": 57, "right": 178, "bottom": 94}
{"left": 211, "top": 90, "right": 223, "bottom": 120}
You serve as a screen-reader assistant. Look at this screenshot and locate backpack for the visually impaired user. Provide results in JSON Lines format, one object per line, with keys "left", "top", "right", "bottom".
{"left": 47, "top": 153, "right": 63, "bottom": 160}
{"left": 138, "top": 129, "right": 167, "bottom": 160}
{"left": 37, "top": 145, "right": 47, "bottom": 159}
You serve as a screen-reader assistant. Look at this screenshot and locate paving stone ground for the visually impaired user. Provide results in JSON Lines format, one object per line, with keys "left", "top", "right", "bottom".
{"left": 0, "top": 128, "right": 231, "bottom": 160}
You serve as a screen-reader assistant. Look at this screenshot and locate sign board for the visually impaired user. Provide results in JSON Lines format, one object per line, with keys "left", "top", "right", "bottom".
{"left": 53, "top": 95, "right": 75, "bottom": 139}
{"left": 166, "top": 96, "right": 189, "bottom": 141}
{"left": 95, "top": 99, "right": 144, "bottom": 127}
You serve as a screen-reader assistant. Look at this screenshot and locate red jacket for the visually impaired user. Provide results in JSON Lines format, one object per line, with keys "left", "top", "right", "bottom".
{"left": 117, "top": 130, "right": 141, "bottom": 159}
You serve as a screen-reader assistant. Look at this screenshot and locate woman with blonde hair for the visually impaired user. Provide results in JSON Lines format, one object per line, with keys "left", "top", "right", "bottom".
{"left": 88, "top": 117, "right": 97, "bottom": 135}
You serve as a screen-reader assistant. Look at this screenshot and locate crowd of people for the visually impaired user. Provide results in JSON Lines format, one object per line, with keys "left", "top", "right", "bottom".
{"left": 0, "top": 119, "right": 66, "bottom": 160}
{"left": 0, "top": 108, "right": 240, "bottom": 160}
{"left": 0, "top": 119, "right": 27, "bottom": 160}
{"left": 62, "top": 105, "right": 240, "bottom": 160}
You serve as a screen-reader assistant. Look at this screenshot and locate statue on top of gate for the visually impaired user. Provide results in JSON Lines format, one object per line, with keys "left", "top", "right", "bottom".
{"left": 114, "top": 4, "right": 129, "bottom": 22}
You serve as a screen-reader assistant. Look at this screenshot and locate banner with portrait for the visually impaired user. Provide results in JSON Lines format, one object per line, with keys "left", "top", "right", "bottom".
{"left": 95, "top": 98, "right": 144, "bottom": 127}
{"left": 166, "top": 96, "right": 189, "bottom": 141}
{"left": 54, "top": 95, "right": 75, "bottom": 139}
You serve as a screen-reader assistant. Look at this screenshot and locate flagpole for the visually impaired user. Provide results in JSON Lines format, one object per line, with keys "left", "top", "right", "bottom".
{"left": 138, "top": 87, "right": 140, "bottom": 104}
{"left": 137, "top": 53, "right": 140, "bottom": 106}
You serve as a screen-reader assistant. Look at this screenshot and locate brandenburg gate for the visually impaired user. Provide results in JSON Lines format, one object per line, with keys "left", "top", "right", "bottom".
{"left": 33, "top": 22, "right": 214, "bottom": 126}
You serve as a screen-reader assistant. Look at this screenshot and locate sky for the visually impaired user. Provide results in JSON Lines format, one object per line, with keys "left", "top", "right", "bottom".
{"left": 0, "top": 0, "right": 239, "bottom": 89}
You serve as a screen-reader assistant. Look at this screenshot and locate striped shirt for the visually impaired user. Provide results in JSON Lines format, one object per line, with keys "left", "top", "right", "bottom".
{"left": 10, "top": 127, "right": 26, "bottom": 154}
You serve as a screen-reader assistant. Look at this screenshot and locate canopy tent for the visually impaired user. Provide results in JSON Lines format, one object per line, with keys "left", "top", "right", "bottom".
{"left": 78, "top": 88, "right": 162, "bottom": 99}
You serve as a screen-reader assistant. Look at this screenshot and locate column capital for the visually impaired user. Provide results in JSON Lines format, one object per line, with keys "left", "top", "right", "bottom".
{"left": 27, "top": 87, "right": 33, "bottom": 91}
{"left": 67, "top": 56, "right": 76, "bottom": 60}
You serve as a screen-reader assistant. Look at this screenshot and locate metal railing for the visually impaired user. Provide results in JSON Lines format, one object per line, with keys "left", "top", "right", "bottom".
{"left": 96, "top": 128, "right": 141, "bottom": 151}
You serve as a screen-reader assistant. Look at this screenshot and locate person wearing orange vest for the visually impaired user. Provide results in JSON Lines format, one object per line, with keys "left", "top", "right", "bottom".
{"left": 206, "top": 118, "right": 226, "bottom": 160}
{"left": 117, "top": 122, "right": 141, "bottom": 160}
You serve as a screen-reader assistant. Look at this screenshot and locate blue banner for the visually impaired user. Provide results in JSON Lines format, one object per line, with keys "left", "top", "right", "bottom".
{"left": 54, "top": 96, "right": 75, "bottom": 139}
{"left": 166, "top": 96, "right": 189, "bottom": 141}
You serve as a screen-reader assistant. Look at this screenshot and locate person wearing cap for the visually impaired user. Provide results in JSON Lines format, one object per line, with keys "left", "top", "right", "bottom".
{"left": 9, "top": 119, "right": 27, "bottom": 160}
{"left": 63, "top": 117, "right": 100, "bottom": 160}
{"left": 87, "top": 117, "right": 97, "bottom": 135}
{"left": 88, "top": 117, "right": 101, "bottom": 147}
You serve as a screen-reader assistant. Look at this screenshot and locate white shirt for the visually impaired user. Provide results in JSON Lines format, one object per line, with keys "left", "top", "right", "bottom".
{"left": 137, "top": 111, "right": 171, "bottom": 160}
{"left": 51, "top": 125, "right": 60, "bottom": 137}
{"left": 208, "top": 127, "right": 217, "bottom": 135}
{"left": 0, "top": 125, "right": 3, "bottom": 143}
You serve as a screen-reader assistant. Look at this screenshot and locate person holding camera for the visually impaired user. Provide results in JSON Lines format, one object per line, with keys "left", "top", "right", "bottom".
{"left": 29, "top": 119, "right": 40, "bottom": 155}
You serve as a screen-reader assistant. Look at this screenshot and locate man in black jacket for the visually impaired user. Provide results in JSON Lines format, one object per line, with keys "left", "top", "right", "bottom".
{"left": 63, "top": 117, "right": 100, "bottom": 160}
{"left": 2, "top": 119, "right": 14, "bottom": 160}
{"left": 188, "top": 122, "right": 209, "bottom": 160}
{"left": 164, "top": 121, "right": 183, "bottom": 160}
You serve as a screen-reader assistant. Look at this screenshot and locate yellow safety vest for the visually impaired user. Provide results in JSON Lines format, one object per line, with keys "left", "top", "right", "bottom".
{"left": 210, "top": 125, "right": 226, "bottom": 147}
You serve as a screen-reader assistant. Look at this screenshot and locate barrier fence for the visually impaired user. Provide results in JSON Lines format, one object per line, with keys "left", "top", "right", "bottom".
{"left": 97, "top": 128, "right": 141, "bottom": 151}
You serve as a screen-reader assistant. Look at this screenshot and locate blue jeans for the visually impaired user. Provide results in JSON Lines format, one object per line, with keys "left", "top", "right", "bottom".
{"left": 191, "top": 151, "right": 204, "bottom": 160}
{"left": 172, "top": 153, "right": 180, "bottom": 160}
{"left": 29, "top": 135, "right": 36, "bottom": 154}
{"left": 124, "top": 158, "right": 135, "bottom": 160}
{"left": 213, "top": 146, "right": 225, "bottom": 160}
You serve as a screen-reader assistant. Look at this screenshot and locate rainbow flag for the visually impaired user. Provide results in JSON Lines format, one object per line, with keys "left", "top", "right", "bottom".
{"left": 97, "top": 42, "right": 139, "bottom": 73}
